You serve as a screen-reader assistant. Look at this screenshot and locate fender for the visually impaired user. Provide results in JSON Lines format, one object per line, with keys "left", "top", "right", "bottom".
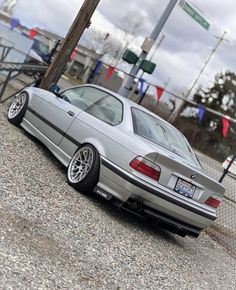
{"left": 79, "top": 136, "right": 106, "bottom": 158}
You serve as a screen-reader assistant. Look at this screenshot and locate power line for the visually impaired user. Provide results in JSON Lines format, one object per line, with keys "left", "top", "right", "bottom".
{"left": 168, "top": 31, "right": 228, "bottom": 124}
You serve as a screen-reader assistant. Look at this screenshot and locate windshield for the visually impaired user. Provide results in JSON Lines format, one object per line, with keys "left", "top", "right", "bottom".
{"left": 132, "top": 107, "right": 200, "bottom": 165}
{"left": 32, "top": 39, "right": 50, "bottom": 56}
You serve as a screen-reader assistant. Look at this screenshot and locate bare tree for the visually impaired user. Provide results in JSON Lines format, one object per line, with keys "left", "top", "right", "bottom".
{"left": 120, "top": 11, "right": 144, "bottom": 36}
{"left": 82, "top": 11, "right": 144, "bottom": 65}
{"left": 2, "top": 0, "right": 19, "bottom": 15}
{"left": 84, "top": 28, "right": 121, "bottom": 58}
{"left": 113, "top": 11, "right": 145, "bottom": 65}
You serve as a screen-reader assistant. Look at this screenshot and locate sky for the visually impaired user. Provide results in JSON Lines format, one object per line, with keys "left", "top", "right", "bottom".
{"left": 1, "top": 0, "right": 236, "bottom": 97}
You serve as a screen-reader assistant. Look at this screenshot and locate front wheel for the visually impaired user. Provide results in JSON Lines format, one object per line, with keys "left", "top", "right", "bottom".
{"left": 8, "top": 92, "right": 29, "bottom": 126}
{"left": 67, "top": 144, "right": 100, "bottom": 193}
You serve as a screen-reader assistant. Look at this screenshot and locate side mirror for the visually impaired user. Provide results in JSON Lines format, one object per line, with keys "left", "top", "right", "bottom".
{"left": 49, "top": 83, "right": 60, "bottom": 95}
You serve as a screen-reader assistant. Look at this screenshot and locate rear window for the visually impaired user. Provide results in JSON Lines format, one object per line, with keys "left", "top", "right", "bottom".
{"left": 132, "top": 107, "right": 199, "bottom": 165}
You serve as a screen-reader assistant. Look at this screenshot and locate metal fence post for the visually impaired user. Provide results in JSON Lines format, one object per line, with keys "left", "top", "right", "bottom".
{"left": 0, "top": 71, "right": 12, "bottom": 100}
{"left": 219, "top": 154, "right": 236, "bottom": 183}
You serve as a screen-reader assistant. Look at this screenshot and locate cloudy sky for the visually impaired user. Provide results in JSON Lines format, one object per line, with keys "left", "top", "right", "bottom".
{"left": 1, "top": 0, "right": 236, "bottom": 96}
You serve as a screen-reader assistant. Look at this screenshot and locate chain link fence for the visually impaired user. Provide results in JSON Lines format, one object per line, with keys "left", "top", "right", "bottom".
{"left": 173, "top": 114, "right": 236, "bottom": 256}
{"left": 197, "top": 152, "right": 236, "bottom": 256}
{"left": 85, "top": 63, "right": 236, "bottom": 255}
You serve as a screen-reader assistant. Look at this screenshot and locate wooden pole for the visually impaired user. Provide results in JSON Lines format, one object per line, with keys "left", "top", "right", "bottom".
{"left": 39, "top": 0, "right": 100, "bottom": 89}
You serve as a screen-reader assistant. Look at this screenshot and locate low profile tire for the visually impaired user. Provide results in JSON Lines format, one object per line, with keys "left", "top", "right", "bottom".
{"left": 7, "top": 92, "right": 28, "bottom": 126}
{"left": 67, "top": 144, "right": 100, "bottom": 193}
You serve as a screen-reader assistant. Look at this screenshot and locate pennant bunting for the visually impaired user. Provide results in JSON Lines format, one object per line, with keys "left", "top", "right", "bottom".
{"left": 29, "top": 28, "right": 38, "bottom": 39}
{"left": 222, "top": 116, "right": 230, "bottom": 138}
{"left": 70, "top": 48, "right": 78, "bottom": 61}
{"left": 10, "top": 18, "right": 20, "bottom": 30}
{"left": 94, "top": 60, "right": 103, "bottom": 76}
{"left": 156, "top": 86, "right": 164, "bottom": 102}
{"left": 197, "top": 105, "right": 205, "bottom": 124}
{"left": 139, "top": 78, "right": 146, "bottom": 99}
{"left": 88, "top": 60, "right": 103, "bottom": 82}
{"left": 105, "top": 66, "right": 115, "bottom": 81}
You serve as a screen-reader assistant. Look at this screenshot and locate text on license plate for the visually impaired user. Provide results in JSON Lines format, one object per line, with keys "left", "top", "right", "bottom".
{"left": 174, "top": 178, "right": 196, "bottom": 198}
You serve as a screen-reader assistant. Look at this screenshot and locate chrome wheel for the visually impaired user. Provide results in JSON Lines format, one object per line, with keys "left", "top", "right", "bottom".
{"left": 68, "top": 146, "right": 94, "bottom": 183}
{"left": 8, "top": 93, "right": 27, "bottom": 119}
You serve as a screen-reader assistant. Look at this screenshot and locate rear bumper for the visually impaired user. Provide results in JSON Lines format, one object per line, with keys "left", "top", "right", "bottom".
{"left": 98, "top": 158, "right": 216, "bottom": 232}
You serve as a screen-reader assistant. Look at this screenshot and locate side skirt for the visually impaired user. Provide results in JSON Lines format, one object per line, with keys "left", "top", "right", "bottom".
{"left": 21, "top": 118, "right": 71, "bottom": 167}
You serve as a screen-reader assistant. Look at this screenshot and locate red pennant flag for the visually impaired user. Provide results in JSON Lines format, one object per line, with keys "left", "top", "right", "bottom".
{"left": 156, "top": 86, "right": 164, "bottom": 102}
{"left": 70, "top": 48, "right": 78, "bottom": 60}
{"left": 222, "top": 116, "right": 230, "bottom": 138}
{"left": 29, "top": 28, "right": 38, "bottom": 39}
{"left": 105, "top": 66, "right": 115, "bottom": 81}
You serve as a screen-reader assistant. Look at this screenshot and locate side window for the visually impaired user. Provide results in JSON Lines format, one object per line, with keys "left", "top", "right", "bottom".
{"left": 86, "top": 95, "right": 123, "bottom": 126}
{"left": 60, "top": 87, "right": 108, "bottom": 111}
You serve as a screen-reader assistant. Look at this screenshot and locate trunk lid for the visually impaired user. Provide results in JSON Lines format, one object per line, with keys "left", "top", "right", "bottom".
{"left": 137, "top": 138, "right": 225, "bottom": 203}
{"left": 154, "top": 151, "right": 225, "bottom": 204}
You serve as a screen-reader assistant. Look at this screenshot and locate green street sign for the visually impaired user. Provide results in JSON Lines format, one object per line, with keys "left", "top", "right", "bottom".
{"left": 179, "top": 0, "right": 210, "bottom": 30}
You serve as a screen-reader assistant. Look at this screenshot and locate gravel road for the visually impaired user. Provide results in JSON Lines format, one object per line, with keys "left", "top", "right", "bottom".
{"left": 0, "top": 90, "right": 236, "bottom": 289}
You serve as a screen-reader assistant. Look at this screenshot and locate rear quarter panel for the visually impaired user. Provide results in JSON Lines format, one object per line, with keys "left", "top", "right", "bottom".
{"left": 59, "top": 111, "right": 156, "bottom": 171}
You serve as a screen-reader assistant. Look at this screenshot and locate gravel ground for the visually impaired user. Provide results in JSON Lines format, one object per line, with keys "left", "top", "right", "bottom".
{"left": 0, "top": 91, "right": 236, "bottom": 289}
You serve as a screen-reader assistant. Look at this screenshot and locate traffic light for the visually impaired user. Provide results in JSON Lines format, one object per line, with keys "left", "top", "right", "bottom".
{"left": 140, "top": 60, "right": 156, "bottom": 74}
{"left": 122, "top": 49, "right": 138, "bottom": 64}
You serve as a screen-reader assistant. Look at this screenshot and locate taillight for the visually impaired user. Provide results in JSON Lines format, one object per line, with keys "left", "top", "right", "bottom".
{"left": 129, "top": 157, "right": 161, "bottom": 181}
{"left": 205, "top": 196, "right": 221, "bottom": 208}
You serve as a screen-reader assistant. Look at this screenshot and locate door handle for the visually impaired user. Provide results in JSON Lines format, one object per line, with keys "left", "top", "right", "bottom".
{"left": 67, "top": 111, "right": 75, "bottom": 117}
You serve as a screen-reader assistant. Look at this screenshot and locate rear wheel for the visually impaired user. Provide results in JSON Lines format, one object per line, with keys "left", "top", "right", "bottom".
{"left": 8, "top": 92, "right": 28, "bottom": 126}
{"left": 67, "top": 144, "right": 100, "bottom": 193}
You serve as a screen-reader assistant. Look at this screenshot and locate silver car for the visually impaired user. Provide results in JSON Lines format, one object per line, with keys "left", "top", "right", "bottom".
{"left": 7, "top": 84, "right": 225, "bottom": 237}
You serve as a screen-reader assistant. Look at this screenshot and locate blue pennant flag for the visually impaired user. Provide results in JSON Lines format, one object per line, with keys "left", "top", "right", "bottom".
{"left": 94, "top": 60, "right": 103, "bottom": 76}
{"left": 139, "top": 78, "right": 146, "bottom": 99}
{"left": 198, "top": 104, "right": 205, "bottom": 124}
{"left": 10, "top": 18, "right": 20, "bottom": 30}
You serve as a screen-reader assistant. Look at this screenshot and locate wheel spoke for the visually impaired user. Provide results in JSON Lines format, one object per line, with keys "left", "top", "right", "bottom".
{"left": 68, "top": 146, "right": 94, "bottom": 183}
{"left": 73, "top": 171, "right": 82, "bottom": 180}
{"left": 8, "top": 93, "right": 27, "bottom": 119}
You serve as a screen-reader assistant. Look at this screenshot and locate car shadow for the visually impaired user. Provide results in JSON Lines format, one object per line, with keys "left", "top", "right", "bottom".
{"left": 84, "top": 191, "right": 187, "bottom": 246}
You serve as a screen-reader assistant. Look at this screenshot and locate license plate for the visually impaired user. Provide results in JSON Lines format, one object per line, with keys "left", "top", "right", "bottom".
{"left": 174, "top": 178, "right": 196, "bottom": 198}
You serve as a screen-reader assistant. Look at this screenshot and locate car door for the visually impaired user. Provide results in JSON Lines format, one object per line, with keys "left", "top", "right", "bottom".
{"left": 59, "top": 93, "right": 124, "bottom": 160}
{"left": 29, "top": 87, "right": 87, "bottom": 145}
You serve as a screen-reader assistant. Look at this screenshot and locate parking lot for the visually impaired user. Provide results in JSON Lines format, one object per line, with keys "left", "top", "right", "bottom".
{"left": 0, "top": 86, "right": 236, "bottom": 289}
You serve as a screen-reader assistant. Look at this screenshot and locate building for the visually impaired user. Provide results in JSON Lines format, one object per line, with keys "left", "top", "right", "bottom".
{"left": 66, "top": 45, "right": 102, "bottom": 84}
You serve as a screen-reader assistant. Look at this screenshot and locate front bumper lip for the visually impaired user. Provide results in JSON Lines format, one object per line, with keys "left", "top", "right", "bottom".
{"left": 101, "top": 159, "right": 216, "bottom": 221}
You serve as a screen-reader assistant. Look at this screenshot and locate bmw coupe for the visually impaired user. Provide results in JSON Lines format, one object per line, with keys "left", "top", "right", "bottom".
{"left": 7, "top": 84, "right": 225, "bottom": 237}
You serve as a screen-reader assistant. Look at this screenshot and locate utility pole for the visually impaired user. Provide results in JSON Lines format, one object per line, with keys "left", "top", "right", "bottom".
{"left": 118, "top": 0, "right": 178, "bottom": 98}
{"left": 168, "top": 31, "right": 228, "bottom": 124}
{"left": 39, "top": 0, "right": 100, "bottom": 89}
